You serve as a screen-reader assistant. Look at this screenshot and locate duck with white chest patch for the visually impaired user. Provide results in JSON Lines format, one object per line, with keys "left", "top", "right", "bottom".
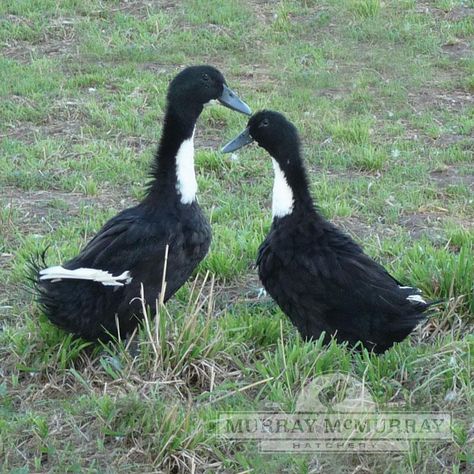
{"left": 33, "top": 65, "right": 251, "bottom": 341}
{"left": 222, "top": 110, "right": 435, "bottom": 353}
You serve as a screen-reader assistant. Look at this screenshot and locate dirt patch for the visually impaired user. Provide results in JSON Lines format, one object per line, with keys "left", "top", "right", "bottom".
{"left": 2, "top": 16, "right": 77, "bottom": 63}
{"left": 195, "top": 131, "right": 222, "bottom": 150}
{"left": 442, "top": 40, "right": 472, "bottom": 60}
{"left": 106, "top": 0, "right": 178, "bottom": 19}
{"left": 434, "top": 133, "right": 472, "bottom": 147}
{"left": 399, "top": 212, "right": 446, "bottom": 240}
{"left": 2, "top": 97, "right": 157, "bottom": 154}
{"left": 139, "top": 63, "right": 176, "bottom": 75}
{"left": 416, "top": 3, "right": 474, "bottom": 21}
{"left": 333, "top": 215, "right": 377, "bottom": 240}
{"left": 1, "top": 186, "right": 134, "bottom": 236}
{"left": 1, "top": 90, "right": 96, "bottom": 144}
{"left": 316, "top": 87, "right": 351, "bottom": 100}
{"left": 408, "top": 88, "right": 474, "bottom": 114}
{"left": 2, "top": 41, "right": 69, "bottom": 63}
{"left": 404, "top": 86, "right": 474, "bottom": 144}
{"left": 1, "top": 118, "right": 84, "bottom": 145}
{"left": 234, "top": 68, "right": 277, "bottom": 93}
{"left": 214, "top": 273, "right": 268, "bottom": 314}
{"left": 249, "top": 0, "right": 335, "bottom": 31}
{"left": 247, "top": 0, "right": 282, "bottom": 26}
{"left": 399, "top": 210, "right": 472, "bottom": 241}
{"left": 444, "top": 6, "right": 474, "bottom": 21}
{"left": 429, "top": 165, "right": 474, "bottom": 190}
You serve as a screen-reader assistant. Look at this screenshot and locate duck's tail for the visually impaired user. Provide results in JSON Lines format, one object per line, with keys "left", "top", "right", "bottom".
{"left": 26, "top": 247, "right": 49, "bottom": 290}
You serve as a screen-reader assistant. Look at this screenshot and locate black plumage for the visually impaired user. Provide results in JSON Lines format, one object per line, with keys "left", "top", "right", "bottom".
{"left": 222, "top": 110, "right": 434, "bottom": 353}
{"left": 33, "top": 65, "right": 251, "bottom": 341}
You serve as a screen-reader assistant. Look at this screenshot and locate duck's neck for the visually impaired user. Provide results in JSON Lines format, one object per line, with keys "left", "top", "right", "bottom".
{"left": 270, "top": 152, "right": 313, "bottom": 220}
{"left": 147, "top": 104, "right": 200, "bottom": 204}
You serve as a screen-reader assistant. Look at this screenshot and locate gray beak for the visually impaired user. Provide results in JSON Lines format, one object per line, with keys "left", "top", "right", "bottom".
{"left": 218, "top": 85, "right": 252, "bottom": 116}
{"left": 221, "top": 127, "right": 254, "bottom": 153}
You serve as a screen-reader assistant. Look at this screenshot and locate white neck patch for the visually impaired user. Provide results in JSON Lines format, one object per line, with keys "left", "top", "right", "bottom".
{"left": 176, "top": 128, "right": 197, "bottom": 204}
{"left": 271, "top": 158, "right": 294, "bottom": 218}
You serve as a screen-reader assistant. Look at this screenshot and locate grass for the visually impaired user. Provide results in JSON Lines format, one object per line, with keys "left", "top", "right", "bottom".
{"left": 1, "top": 0, "right": 473, "bottom": 472}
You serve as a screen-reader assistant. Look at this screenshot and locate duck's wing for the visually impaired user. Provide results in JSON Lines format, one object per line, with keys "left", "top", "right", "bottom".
{"left": 66, "top": 211, "right": 171, "bottom": 275}
{"left": 77, "top": 213, "right": 138, "bottom": 263}
{"left": 295, "top": 226, "right": 431, "bottom": 326}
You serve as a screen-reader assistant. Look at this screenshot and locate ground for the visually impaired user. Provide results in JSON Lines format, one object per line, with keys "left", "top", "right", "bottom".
{"left": 0, "top": 0, "right": 473, "bottom": 472}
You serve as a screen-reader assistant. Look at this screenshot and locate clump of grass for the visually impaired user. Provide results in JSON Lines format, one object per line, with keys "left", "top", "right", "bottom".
{"left": 128, "top": 272, "right": 242, "bottom": 391}
{"left": 271, "top": 1, "right": 295, "bottom": 36}
{"left": 93, "top": 394, "right": 214, "bottom": 471}
{"left": 350, "top": 0, "right": 381, "bottom": 18}
{"left": 327, "top": 118, "right": 372, "bottom": 145}
{"left": 253, "top": 333, "right": 352, "bottom": 410}
{"left": 219, "top": 303, "right": 284, "bottom": 350}
{"left": 392, "top": 240, "right": 474, "bottom": 316}
{"left": 80, "top": 177, "right": 98, "bottom": 196}
{"left": 351, "top": 144, "right": 387, "bottom": 171}
{"left": 1, "top": 313, "right": 95, "bottom": 372}
{"left": 201, "top": 224, "right": 261, "bottom": 279}
{"left": 436, "top": 0, "right": 457, "bottom": 11}
{"left": 462, "top": 75, "right": 474, "bottom": 93}
{"left": 75, "top": 269, "right": 246, "bottom": 399}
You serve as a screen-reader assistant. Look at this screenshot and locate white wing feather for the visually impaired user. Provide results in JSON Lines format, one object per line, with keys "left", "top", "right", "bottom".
{"left": 39, "top": 266, "right": 132, "bottom": 287}
{"left": 406, "top": 294, "right": 427, "bottom": 304}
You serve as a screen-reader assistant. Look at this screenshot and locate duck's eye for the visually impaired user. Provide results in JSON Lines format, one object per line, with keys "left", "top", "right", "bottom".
{"left": 202, "top": 73, "right": 210, "bottom": 81}
{"left": 260, "top": 118, "right": 270, "bottom": 127}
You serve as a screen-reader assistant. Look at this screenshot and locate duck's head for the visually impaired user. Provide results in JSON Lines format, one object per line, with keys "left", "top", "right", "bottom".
{"left": 222, "top": 110, "right": 310, "bottom": 217}
{"left": 167, "top": 65, "right": 251, "bottom": 118}
{"left": 221, "top": 110, "right": 301, "bottom": 166}
{"left": 222, "top": 110, "right": 309, "bottom": 217}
